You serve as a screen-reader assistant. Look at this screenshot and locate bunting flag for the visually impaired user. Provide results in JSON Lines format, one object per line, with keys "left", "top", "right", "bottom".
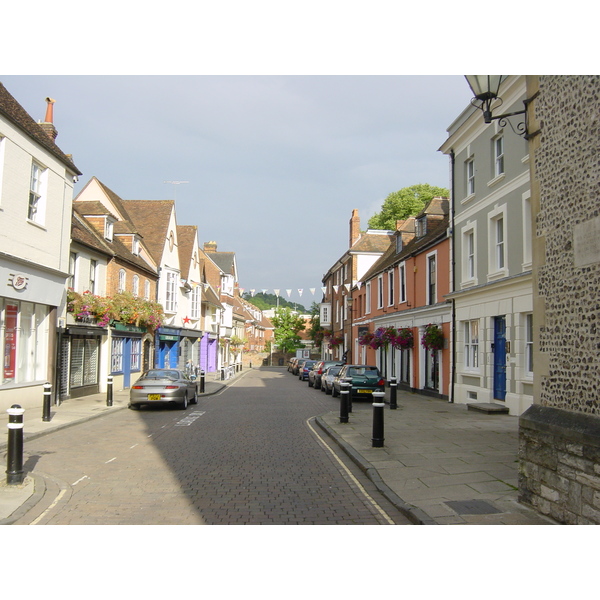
{"left": 274, "top": 289, "right": 280, "bottom": 296}
{"left": 344, "top": 283, "right": 351, "bottom": 291}
{"left": 250, "top": 289, "right": 256, "bottom": 296}
{"left": 333, "top": 285, "right": 339, "bottom": 293}
{"left": 262, "top": 289, "right": 267, "bottom": 294}
{"left": 239, "top": 288, "right": 245, "bottom": 295}
{"left": 310, "top": 288, "right": 315, "bottom": 295}
{"left": 321, "top": 287, "right": 326, "bottom": 294}
{"left": 356, "top": 281, "right": 363, "bottom": 289}
{"left": 298, "top": 289, "right": 303, "bottom": 296}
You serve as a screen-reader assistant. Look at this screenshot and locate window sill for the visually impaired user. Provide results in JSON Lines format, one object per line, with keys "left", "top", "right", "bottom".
{"left": 461, "top": 193, "right": 476, "bottom": 205}
{"left": 487, "top": 269, "right": 508, "bottom": 283}
{"left": 487, "top": 173, "right": 506, "bottom": 188}
{"left": 27, "top": 219, "right": 47, "bottom": 231}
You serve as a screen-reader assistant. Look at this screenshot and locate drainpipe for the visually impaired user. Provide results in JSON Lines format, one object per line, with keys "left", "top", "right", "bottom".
{"left": 450, "top": 149, "right": 456, "bottom": 403}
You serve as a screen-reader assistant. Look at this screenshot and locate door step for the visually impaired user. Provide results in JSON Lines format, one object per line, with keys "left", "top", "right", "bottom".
{"left": 467, "top": 402, "right": 509, "bottom": 414}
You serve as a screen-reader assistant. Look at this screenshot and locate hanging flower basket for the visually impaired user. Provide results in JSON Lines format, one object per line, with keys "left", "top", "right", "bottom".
{"left": 358, "top": 331, "right": 374, "bottom": 347}
{"left": 421, "top": 323, "right": 444, "bottom": 354}
{"left": 392, "top": 327, "right": 414, "bottom": 349}
{"left": 328, "top": 335, "right": 344, "bottom": 349}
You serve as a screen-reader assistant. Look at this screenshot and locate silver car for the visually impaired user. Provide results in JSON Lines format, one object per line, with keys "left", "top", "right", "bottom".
{"left": 129, "top": 369, "right": 198, "bottom": 410}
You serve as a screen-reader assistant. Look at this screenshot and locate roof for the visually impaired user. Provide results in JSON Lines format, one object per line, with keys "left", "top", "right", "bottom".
{"left": 177, "top": 225, "right": 198, "bottom": 281}
{"left": 121, "top": 200, "right": 175, "bottom": 264}
{"left": 208, "top": 251, "right": 236, "bottom": 276}
{"left": 0, "top": 81, "right": 82, "bottom": 175}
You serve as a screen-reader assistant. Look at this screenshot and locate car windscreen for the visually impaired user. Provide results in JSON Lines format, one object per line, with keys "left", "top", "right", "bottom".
{"left": 146, "top": 370, "right": 179, "bottom": 380}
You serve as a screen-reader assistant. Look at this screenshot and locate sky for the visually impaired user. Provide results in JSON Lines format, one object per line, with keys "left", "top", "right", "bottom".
{"left": 2, "top": 74, "right": 473, "bottom": 308}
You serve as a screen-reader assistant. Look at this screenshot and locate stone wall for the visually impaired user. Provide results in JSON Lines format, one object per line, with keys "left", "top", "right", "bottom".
{"left": 519, "top": 75, "right": 600, "bottom": 524}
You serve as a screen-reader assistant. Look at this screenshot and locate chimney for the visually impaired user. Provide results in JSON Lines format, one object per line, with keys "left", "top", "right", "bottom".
{"left": 349, "top": 209, "right": 360, "bottom": 247}
{"left": 38, "top": 97, "right": 58, "bottom": 141}
{"left": 204, "top": 241, "right": 217, "bottom": 253}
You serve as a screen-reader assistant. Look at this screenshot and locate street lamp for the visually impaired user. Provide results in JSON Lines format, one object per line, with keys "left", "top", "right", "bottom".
{"left": 465, "top": 75, "right": 532, "bottom": 137}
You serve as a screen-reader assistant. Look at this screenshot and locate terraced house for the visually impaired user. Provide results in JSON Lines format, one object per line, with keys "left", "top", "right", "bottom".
{"left": 0, "top": 85, "right": 81, "bottom": 410}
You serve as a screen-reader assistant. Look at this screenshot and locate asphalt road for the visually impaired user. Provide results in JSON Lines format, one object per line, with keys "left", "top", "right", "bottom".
{"left": 13, "top": 367, "right": 411, "bottom": 525}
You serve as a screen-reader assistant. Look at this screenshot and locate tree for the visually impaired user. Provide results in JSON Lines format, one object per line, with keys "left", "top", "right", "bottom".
{"left": 368, "top": 183, "right": 449, "bottom": 230}
{"left": 243, "top": 292, "right": 307, "bottom": 313}
{"left": 306, "top": 302, "right": 322, "bottom": 348}
{"left": 270, "top": 307, "right": 307, "bottom": 354}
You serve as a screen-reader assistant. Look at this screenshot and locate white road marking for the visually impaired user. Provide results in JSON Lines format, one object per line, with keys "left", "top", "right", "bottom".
{"left": 72, "top": 475, "right": 89, "bottom": 486}
{"left": 105, "top": 457, "right": 117, "bottom": 463}
{"left": 175, "top": 411, "right": 206, "bottom": 426}
{"left": 306, "top": 417, "right": 396, "bottom": 525}
{"left": 30, "top": 488, "right": 67, "bottom": 525}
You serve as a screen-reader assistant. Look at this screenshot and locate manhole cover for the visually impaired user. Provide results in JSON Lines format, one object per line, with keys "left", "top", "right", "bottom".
{"left": 445, "top": 500, "right": 502, "bottom": 515}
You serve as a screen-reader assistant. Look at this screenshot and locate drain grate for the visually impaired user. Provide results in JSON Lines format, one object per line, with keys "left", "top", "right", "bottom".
{"left": 445, "top": 500, "right": 502, "bottom": 515}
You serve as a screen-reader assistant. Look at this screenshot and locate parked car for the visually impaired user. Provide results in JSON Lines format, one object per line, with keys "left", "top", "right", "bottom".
{"left": 288, "top": 357, "right": 299, "bottom": 373}
{"left": 293, "top": 358, "right": 308, "bottom": 375}
{"left": 299, "top": 360, "right": 317, "bottom": 381}
{"left": 129, "top": 369, "right": 198, "bottom": 410}
{"left": 331, "top": 365, "right": 385, "bottom": 399}
{"left": 321, "top": 365, "right": 344, "bottom": 394}
{"left": 308, "top": 360, "right": 344, "bottom": 389}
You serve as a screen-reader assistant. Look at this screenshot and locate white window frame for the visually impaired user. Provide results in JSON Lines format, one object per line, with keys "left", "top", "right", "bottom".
{"left": 89, "top": 259, "right": 97, "bottom": 294}
{"left": 118, "top": 269, "right": 126, "bottom": 293}
{"left": 377, "top": 275, "right": 384, "bottom": 309}
{"left": 396, "top": 234, "right": 403, "bottom": 254}
{"left": 144, "top": 280, "right": 150, "bottom": 300}
{"left": 365, "top": 282, "right": 371, "bottom": 314}
{"left": 466, "top": 157, "right": 475, "bottom": 197}
{"left": 525, "top": 313, "right": 534, "bottom": 376}
{"left": 488, "top": 205, "right": 508, "bottom": 279}
{"left": 104, "top": 217, "right": 115, "bottom": 241}
{"left": 132, "top": 274, "right": 139, "bottom": 297}
{"left": 28, "top": 161, "right": 47, "bottom": 225}
{"left": 464, "top": 320, "right": 480, "bottom": 371}
{"left": 165, "top": 270, "right": 178, "bottom": 313}
{"left": 399, "top": 263, "right": 406, "bottom": 304}
{"left": 461, "top": 223, "right": 477, "bottom": 286}
{"left": 388, "top": 270, "right": 394, "bottom": 306}
{"left": 426, "top": 251, "right": 437, "bottom": 305}
{"left": 68, "top": 252, "right": 78, "bottom": 290}
{"left": 494, "top": 135, "right": 504, "bottom": 177}
{"left": 191, "top": 285, "right": 200, "bottom": 319}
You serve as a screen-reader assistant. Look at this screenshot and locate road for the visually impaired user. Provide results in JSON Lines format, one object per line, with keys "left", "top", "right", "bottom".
{"left": 14, "top": 368, "right": 411, "bottom": 525}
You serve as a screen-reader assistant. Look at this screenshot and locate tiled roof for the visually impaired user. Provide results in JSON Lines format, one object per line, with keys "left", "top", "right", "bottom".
{"left": 350, "top": 231, "right": 395, "bottom": 253}
{"left": 209, "top": 251, "right": 236, "bottom": 275}
{"left": 177, "top": 225, "right": 198, "bottom": 280}
{"left": 0, "top": 81, "right": 82, "bottom": 175}
{"left": 71, "top": 212, "right": 114, "bottom": 257}
{"left": 121, "top": 200, "right": 175, "bottom": 264}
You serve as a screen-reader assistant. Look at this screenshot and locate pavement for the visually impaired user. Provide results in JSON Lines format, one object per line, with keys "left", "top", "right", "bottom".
{"left": 1, "top": 367, "right": 558, "bottom": 525}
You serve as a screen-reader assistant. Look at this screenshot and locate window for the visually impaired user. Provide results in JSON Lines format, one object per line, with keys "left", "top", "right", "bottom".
{"left": 416, "top": 217, "right": 427, "bottom": 238}
{"left": 68, "top": 252, "right": 78, "bottom": 289}
{"left": 144, "top": 280, "right": 150, "bottom": 300}
{"left": 427, "top": 254, "right": 437, "bottom": 305}
{"left": 388, "top": 271, "right": 394, "bottom": 306}
{"left": 118, "top": 269, "right": 126, "bottom": 293}
{"left": 165, "top": 271, "right": 178, "bottom": 312}
{"left": 466, "top": 158, "right": 475, "bottom": 196}
{"left": 111, "top": 338, "right": 124, "bottom": 372}
{"left": 464, "top": 320, "right": 479, "bottom": 369}
{"left": 399, "top": 264, "right": 406, "bottom": 303}
{"left": 396, "top": 234, "right": 403, "bottom": 254}
{"left": 131, "top": 339, "right": 141, "bottom": 371}
{"left": 377, "top": 275, "right": 384, "bottom": 308}
{"left": 464, "top": 229, "right": 475, "bottom": 281}
{"left": 104, "top": 218, "right": 114, "bottom": 241}
{"left": 132, "top": 274, "right": 139, "bottom": 297}
{"left": 494, "top": 136, "right": 504, "bottom": 177}
{"left": 28, "top": 162, "right": 47, "bottom": 224}
{"left": 495, "top": 217, "right": 505, "bottom": 270}
{"left": 89, "top": 260, "right": 97, "bottom": 293}
{"left": 191, "top": 285, "right": 200, "bottom": 319}
{"left": 365, "top": 282, "right": 371, "bottom": 314}
{"left": 132, "top": 236, "right": 140, "bottom": 256}
{"left": 526, "top": 314, "right": 533, "bottom": 375}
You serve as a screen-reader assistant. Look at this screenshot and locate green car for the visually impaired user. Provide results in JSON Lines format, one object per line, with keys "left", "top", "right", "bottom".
{"left": 331, "top": 365, "right": 385, "bottom": 399}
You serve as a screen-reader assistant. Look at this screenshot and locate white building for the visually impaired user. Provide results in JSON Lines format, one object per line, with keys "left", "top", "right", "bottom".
{"left": 0, "top": 85, "right": 82, "bottom": 409}
{"left": 440, "top": 76, "right": 533, "bottom": 416}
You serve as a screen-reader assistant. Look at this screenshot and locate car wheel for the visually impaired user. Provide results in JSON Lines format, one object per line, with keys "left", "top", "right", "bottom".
{"left": 308, "top": 379, "right": 313, "bottom": 387}
{"left": 128, "top": 403, "right": 140, "bottom": 410}
{"left": 191, "top": 389, "right": 198, "bottom": 404}
{"left": 179, "top": 395, "right": 188, "bottom": 410}
{"left": 332, "top": 386, "right": 338, "bottom": 397}
{"left": 315, "top": 381, "right": 321, "bottom": 390}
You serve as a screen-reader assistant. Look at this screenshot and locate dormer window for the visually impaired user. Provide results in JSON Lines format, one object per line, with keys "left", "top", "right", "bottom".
{"left": 132, "top": 236, "right": 141, "bottom": 256}
{"left": 396, "top": 234, "right": 403, "bottom": 254}
{"left": 104, "top": 217, "right": 115, "bottom": 241}
{"left": 416, "top": 217, "right": 427, "bottom": 238}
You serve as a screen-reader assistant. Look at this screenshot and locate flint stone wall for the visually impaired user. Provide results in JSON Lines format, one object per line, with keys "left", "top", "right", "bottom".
{"left": 519, "top": 75, "right": 600, "bottom": 524}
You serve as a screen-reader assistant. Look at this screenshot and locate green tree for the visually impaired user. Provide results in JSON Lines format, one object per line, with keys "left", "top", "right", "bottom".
{"left": 271, "top": 307, "right": 307, "bottom": 354}
{"left": 368, "top": 183, "right": 449, "bottom": 230}
{"left": 243, "top": 292, "right": 306, "bottom": 313}
{"left": 306, "top": 302, "right": 322, "bottom": 348}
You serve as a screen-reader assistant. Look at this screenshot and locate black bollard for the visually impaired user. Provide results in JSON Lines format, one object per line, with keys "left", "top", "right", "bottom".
{"left": 107, "top": 375, "right": 113, "bottom": 407}
{"left": 372, "top": 391, "right": 385, "bottom": 447}
{"left": 6, "top": 405, "right": 25, "bottom": 485}
{"left": 339, "top": 381, "right": 349, "bottom": 424}
{"left": 42, "top": 381, "right": 52, "bottom": 421}
{"left": 390, "top": 377, "right": 398, "bottom": 410}
{"left": 200, "top": 370, "right": 205, "bottom": 393}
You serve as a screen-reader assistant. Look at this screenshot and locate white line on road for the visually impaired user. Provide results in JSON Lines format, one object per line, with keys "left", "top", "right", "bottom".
{"left": 30, "top": 488, "right": 67, "bottom": 525}
{"left": 72, "top": 475, "right": 89, "bottom": 486}
{"left": 306, "top": 417, "right": 395, "bottom": 525}
{"left": 105, "top": 457, "right": 117, "bottom": 463}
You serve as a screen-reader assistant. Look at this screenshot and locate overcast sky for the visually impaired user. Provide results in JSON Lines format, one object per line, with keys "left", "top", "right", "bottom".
{"left": 2, "top": 5, "right": 588, "bottom": 310}
{"left": 2, "top": 75, "right": 474, "bottom": 307}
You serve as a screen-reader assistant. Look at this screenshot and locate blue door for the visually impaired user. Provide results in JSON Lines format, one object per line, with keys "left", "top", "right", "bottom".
{"left": 493, "top": 316, "right": 507, "bottom": 401}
